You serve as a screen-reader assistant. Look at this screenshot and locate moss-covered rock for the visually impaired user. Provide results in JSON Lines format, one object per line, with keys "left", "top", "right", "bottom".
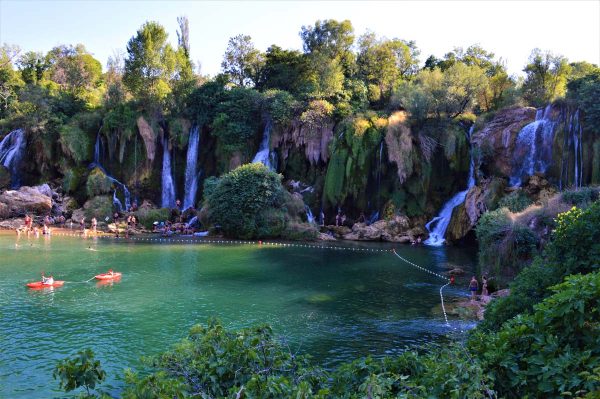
{"left": 86, "top": 167, "right": 113, "bottom": 197}
{"left": 83, "top": 196, "right": 114, "bottom": 220}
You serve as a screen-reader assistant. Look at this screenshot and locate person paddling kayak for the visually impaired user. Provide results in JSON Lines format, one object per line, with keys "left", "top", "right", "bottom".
{"left": 41, "top": 274, "right": 54, "bottom": 285}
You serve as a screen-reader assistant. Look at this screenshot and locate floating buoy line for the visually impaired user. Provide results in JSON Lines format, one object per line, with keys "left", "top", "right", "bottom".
{"left": 15, "top": 230, "right": 454, "bottom": 327}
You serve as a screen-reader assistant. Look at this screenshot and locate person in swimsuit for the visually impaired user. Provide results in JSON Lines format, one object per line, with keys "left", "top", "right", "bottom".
{"left": 469, "top": 276, "right": 479, "bottom": 301}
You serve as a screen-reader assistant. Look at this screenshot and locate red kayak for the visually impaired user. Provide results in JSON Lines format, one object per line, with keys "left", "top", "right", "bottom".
{"left": 26, "top": 281, "right": 65, "bottom": 289}
{"left": 95, "top": 272, "right": 121, "bottom": 280}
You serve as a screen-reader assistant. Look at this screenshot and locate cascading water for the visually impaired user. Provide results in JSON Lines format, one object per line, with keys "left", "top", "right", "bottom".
{"left": 0, "top": 129, "right": 26, "bottom": 188}
{"left": 183, "top": 125, "right": 200, "bottom": 210}
{"left": 161, "top": 135, "right": 176, "bottom": 208}
{"left": 509, "top": 105, "right": 557, "bottom": 187}
{"left": 91, "top": 131, "right": 131, "bottom": 211}
{"left": 305, "top": 205, "right": 316, "bottom": 224}
{"left": 252, "top": 120, "right": 274, "bottom": 170}
{"left": 424, "top": 127, "right": 476, "bottom": 246}
{"left": 572, "top": 109, "right": 583, "bottom": 188}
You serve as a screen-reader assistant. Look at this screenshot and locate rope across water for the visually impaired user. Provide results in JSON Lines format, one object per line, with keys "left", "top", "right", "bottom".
{"left": 32, "top": 231, "right": 454, "bottom": 326}
{"left": 392, "top": 249, "right": 451, "bottom": 327}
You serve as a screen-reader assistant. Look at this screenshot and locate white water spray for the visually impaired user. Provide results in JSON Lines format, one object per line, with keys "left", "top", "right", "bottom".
{"left": 252, "top": 120, "right": 274, "bottom": 170}
{"left": 183, "top": 126, "right": 200, "bottom": 210}
{"left": 424, "top": 127, "right": 476, "bottom": 246}
{"left": 0, "top": 129, "right": 26, "bottom": 188}
{"left": 161, "top": 135, "right": 176, "bottom": 208}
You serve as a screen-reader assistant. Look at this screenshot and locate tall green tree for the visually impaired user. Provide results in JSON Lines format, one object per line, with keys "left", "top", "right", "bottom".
{"left": 260, "top": 45, "right": 309, "bottom": 95}
{"left": 522, "top": 48, "right": 571, "bottom": 107}
{"left": 356, "top": 32, "right": 419, "bottom": 104}
{"left": 220, "top": 34, "right": 264, "bottom": 87}
{"left": 123, "top": 21, "right": 177, "bottom": 108}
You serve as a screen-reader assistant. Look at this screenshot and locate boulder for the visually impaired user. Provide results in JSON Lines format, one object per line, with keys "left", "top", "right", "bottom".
{"left": 342, "top": 215, "right": 414, "bottom": 242}
{"left": 446, "top": 177, "right": 506, "bottom": 242}
{"left": 0, "top": 217, "right": 24, "bottom": 229}
{"left": 472, "top": 107, "right": 536, "bottom": 178}
{"left": 0, "top": 186, "right": 52, "bottom": 217}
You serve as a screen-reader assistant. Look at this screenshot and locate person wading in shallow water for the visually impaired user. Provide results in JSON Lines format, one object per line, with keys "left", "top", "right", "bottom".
{"left": 469, "top": 276, "right": 479, "bottom": 301}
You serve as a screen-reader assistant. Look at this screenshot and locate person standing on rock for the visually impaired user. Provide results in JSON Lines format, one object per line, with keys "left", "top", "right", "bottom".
{"left": 481, "top": 275, "right": 489, "bottom": 297}
{"left": 469, "top": 276, "right": 479, "bottom": 301}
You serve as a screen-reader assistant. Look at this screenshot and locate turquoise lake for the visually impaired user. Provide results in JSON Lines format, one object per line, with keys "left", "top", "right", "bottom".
{"left": 0, "top": 232, "right": 476, "bottom": 398}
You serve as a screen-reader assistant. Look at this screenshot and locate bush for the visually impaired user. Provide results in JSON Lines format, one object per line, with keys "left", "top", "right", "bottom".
{"left": 497, "top": 190, "right": 532, "bottom": 213}
{"left": 86, "top": 168, "right": 113, "bottom": 197}
{"left": 135, "top": 207, "right": 171, "bottom": 229}
{"left": 204, "top": 163, "right": 286, "bottom": 239}
{"left": 480, "top": 200, "right": 600, "bottom": 331}
{"left": 122, "top": 319, "right": 324, "bottom": 399}
{"left": 83, "top": 196, "right": 114, "bottom": 220}
{"left": 54, "top": 349, "right": 106, "bottom": 398}
{"left": 561, "top": 186, "right": 600, "bottom": 208}
{"left": 471, "top": 271, "right": 600, "bottom": 398}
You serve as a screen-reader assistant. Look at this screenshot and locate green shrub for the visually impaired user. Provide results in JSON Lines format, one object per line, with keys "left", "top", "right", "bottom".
{"left": 471, "top": 271, "right": 600, "bottom": 398}
{"left": 135, "top": 208, "right": 171, "bottom": 229}
{"left": 86, "top": 168, "right": 113, "bottom": 197}
{"left": 54, "top": 349, "right": 106, "bottom": 398}
{"left": 561, "top": 186, "right": 600, "bottom": 207}
{"left": 497, "top": 190, "right": 532, "bottom": 212}
{"left": 62, "top": 168, "right": 84, "bottom": 194}
{"left": 205, "top": 163, "right": 286, "bottom": 239}
{"left": 59, "top": 123, "right": 92, "bottom": 164}
{"left": 480, "top": 201, "right": 600, "bottom": 331}
{"left": 83, "top": 196, "right": 114, "bottom": 220}
{"left": 281, "top": 221, "right": 319, "bottom": 240}
{"left": 122, "top": 319, "right": 324, "bottom": 399}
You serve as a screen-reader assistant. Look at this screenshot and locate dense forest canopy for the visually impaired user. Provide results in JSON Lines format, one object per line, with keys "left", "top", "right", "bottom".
{"left": 1, "top": 17, "right": 599, "bottom": 218}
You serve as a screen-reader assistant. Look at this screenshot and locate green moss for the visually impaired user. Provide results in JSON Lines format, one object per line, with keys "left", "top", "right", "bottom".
{"left": 83, "top": 196, "right": 114, "bottom": 220}
{"left": 86, "top": 167, "right": 113, "bottom": 197}
{"left": 135, "top": 208, "right": 172, "bottom": 229}
{"left": 497, "top": 190, "right": 532, "bottom": 212}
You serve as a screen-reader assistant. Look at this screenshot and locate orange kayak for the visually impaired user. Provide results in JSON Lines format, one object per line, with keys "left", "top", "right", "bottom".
{"left": 95, "top": 272, "right": 121, "bottom": 280}
{"left": 26, "top": 281, "right": 65, "bottom": 289}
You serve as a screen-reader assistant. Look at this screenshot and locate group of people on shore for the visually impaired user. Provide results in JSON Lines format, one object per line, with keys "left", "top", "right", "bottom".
{"left": 469, "top": 275, "right": 489, "bottom": 301}
{"left": 16, "top": 214, "right": 61, "bottom": 237}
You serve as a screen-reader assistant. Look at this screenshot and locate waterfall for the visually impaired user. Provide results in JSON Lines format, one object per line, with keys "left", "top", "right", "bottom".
{"left": 161, "top": 135, "right": 176, "bottom": 208}
{"left": 94, "top": 130, "right": 101, "bottom": 164}
{"left": 510, "top": 105, "right": 557, "bottom": 187}
{"left": 252, "top": 120, "right": 274, "bottom": 170}
{"left": 424, "top": 127, "right": 476, "bottom": 246}
{"left": 0, "top": 129, "right": 26, "bottom": 188}
{"left": 305, "top": 205, "right": 316, "bottom": 224}
{"left": 573, "top": 109, "right": 583, "bottom": 188}
{"left": 183, "top": 125, "right": 200, "bottom": 210}
{"left": 90, "top": 131, "right": 131, "bottom": 212}
{"left": 186, "top": 215, "right": 199, "bottom": 228}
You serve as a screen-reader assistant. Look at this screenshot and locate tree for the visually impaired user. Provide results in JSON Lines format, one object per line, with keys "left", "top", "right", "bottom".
{"left": 205, "top": 163, "right": 286, "bottom": 239}
{"left": 357, "top": 32, "right": 420, "bottom": 104}
{"left": 0, "top": 44, "right": 24, "bottom": 115}
{"left": 567, "top": 67, "right": 600, "bottom": 132}
{"left": 53, "top": 349, "right": 106, "bottom": 398}
{"left": 522, "top": 48, "right": 571, "bottom": 107}
{"left": 260, "top": 45, "right": 309, "bottom": 95}
{"left": 221, "top": 34, "right": 264, "bottom": 87}
{"left": 123, "top": 21, "right": 177, "bottom": 107}
{"left": 300, "top": 19, "right": 354, "bottom": 60}
{"left": 46, "top": 44, "right": 103, "bottom": 97}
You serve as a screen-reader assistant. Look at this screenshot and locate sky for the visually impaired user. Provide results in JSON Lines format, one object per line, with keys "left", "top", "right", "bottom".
{"left": 1, "top": 0, "right": 599, "bottom": 77}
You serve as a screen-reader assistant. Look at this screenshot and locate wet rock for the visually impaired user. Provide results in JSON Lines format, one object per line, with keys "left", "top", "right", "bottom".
{"left": 0, "top": 217, "right": 24, "bottom": 229}
{"left": 0, "top": 186, "right": 52, "bottom": 217}
{"left": 472, "top": 107, "right": 536, "bottom": 178}
{"left": 342, "top": 215, "right": 415, "bottom": 242}
{"left": 136, "top": 116, "right": 157, "bottom": 162}
{"left": 446, "top": 177, "right": 506, "bottom": 242}
{"left": 317, "top": 232, "right": 336, "bottom": 241}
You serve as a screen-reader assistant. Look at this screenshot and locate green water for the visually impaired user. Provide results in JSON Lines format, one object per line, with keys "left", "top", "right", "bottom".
{"left": 0, "top": 233, "right": 476, "bottom": 398}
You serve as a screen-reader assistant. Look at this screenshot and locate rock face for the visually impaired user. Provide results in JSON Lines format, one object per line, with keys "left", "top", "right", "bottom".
{"left": 136, "top": 116, "right": 157, "bottom": 162}
{"left": 472, "top": 107, "right": 536, "bottom": 178}
{"left": 0, "top": 186, "right": 52, "bottom": 217}
{"left": 272, "top": 119, "right": 334, "bottom": 165}
{"left": 446, "top": 177, "right": 506, "bottom": 242}
{"left": 340, "top": 215, "right": 423, "bottom": 243}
